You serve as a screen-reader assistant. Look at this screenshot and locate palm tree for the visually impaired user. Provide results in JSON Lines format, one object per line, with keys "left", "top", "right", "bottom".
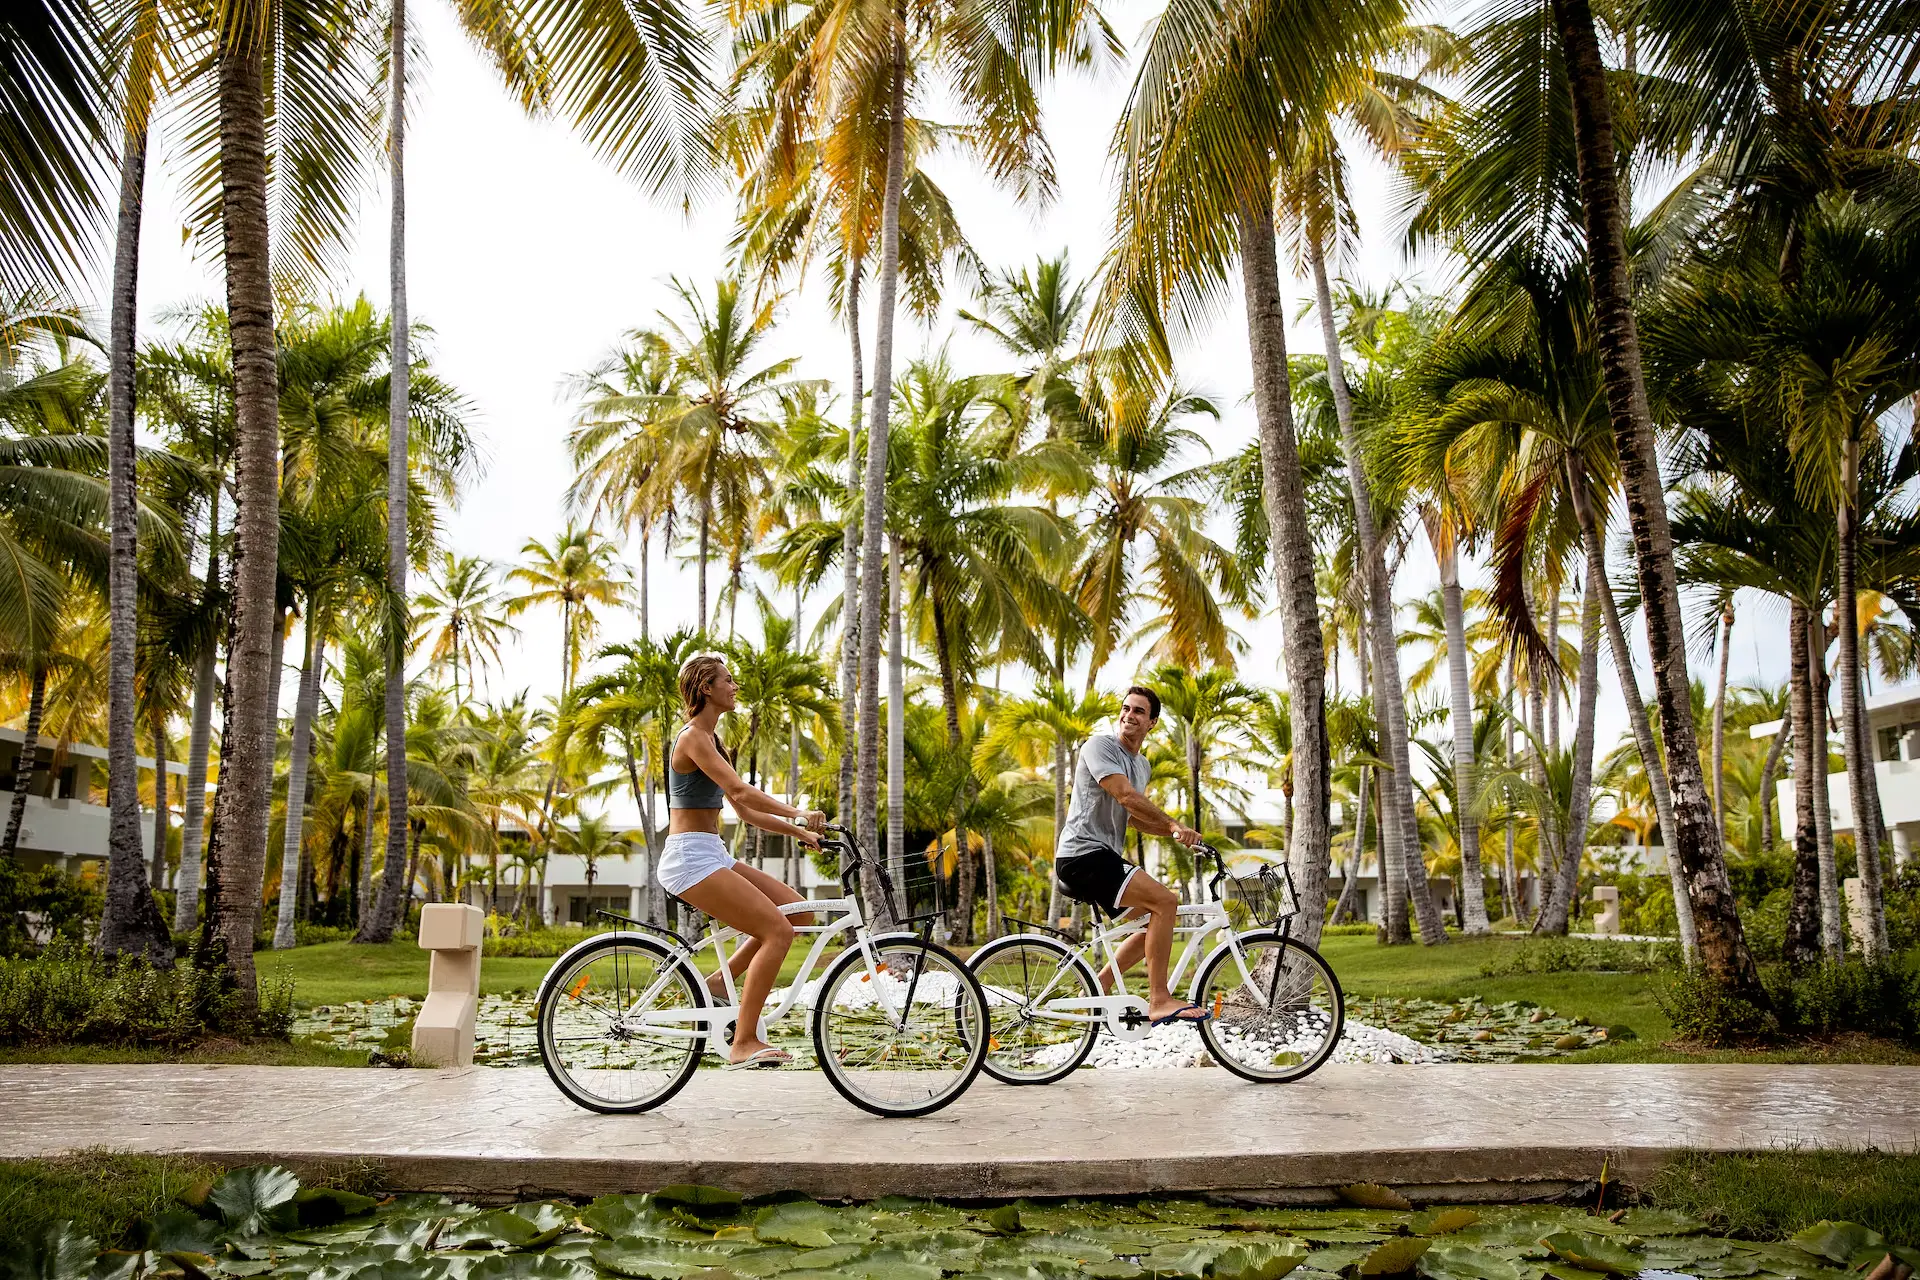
{"left": 414, "top": 553, "right": 515, "bottom": 705}
{"left": 0, "top": 2, "right": 112, "bottom": 296}
{"left": 553, "top": 815, "right": 635, "bottom": 899}
{"left": 726, "top": 606, "right": 839, "bottom": 868}
{"left": 1147, "top": 664, "right": 1255, "bottom": 844}
{"left": 886, "top": 355, "right": 1086, "bottom": 937}
{"left": 978, "top": 682, "right": 1118, "bottom": 921}
{"left": 507, "top": 526, "right": 632, "bottom": 700}
{"left": 1098, "top": 0, "right": 1406, "bottom": 939}
{"left": 1073, "top": 383, "right": 1249, "bottom": 682}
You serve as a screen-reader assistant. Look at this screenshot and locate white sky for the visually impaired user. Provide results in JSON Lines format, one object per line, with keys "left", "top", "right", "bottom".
{"left": 96, "top": 0, "right": 1802, "bottom": 788}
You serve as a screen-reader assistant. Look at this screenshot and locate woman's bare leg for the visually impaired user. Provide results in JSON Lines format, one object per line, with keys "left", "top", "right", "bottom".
{"left": 678, "top": 868, "right": 796, "bottom": 1062}
{"left": 703, "top": 864, "right": 814, "bottom": 997}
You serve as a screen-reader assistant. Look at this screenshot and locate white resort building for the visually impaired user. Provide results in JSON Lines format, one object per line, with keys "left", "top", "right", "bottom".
{"left": 0, "top": 727, "right": 186, "bottom": 881}
{"left": 1752, "top": 681, "right": 1920, "bottom": 869}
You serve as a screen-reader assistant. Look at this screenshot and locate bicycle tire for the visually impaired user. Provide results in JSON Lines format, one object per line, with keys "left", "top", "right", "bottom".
{"left": 968, "top": 934, "right": 1102, "bottom": 1085}
{"left": 812, "top": 935, "right": 990, "bottom": 1117}
{"left": 1193, "top": 931, "right": 1344, "bottom": 1083}
{"left": 537, "top": 934, "right": 708, "bottom": 1114}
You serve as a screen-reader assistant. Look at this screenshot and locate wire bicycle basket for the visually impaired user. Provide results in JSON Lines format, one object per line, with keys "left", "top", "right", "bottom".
{"left": 1206, "top": 846, "right": 1300, "bottom": 935}
{"left": 822, "top": 823, "right": 951, "bottom": 938}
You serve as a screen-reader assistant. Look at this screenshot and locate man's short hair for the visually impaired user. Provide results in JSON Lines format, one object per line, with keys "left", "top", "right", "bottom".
{"left": 1123, "top": 685, "right": 1161, "bottom": 721}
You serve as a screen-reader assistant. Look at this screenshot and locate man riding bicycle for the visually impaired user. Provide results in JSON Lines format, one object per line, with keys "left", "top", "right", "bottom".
{"left": 1055, "top": 685, "right": 1211, "bottom": 1026}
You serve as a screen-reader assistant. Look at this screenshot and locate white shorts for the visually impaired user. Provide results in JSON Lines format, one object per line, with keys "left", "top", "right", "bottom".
{"left": 657, "top": 831, "right": 742, "bottom": 897}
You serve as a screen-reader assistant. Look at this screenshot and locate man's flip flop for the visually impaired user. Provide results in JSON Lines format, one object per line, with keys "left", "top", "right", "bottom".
{"left": 724, "top": 1047, "right": 792, "bottom": 1070}
{"left": 1150, "top": 1003, "right": 1213, "bottom": 1027}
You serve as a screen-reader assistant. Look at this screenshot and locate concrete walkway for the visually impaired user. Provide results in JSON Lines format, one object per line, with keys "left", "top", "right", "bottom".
{"left": 4, "top": 1064, "right": 1915, "bottom": 1203}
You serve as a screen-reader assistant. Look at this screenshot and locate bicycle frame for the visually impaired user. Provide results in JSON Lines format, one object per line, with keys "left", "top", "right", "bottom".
{"left": 992, "top": 845, "right": 1304, "bottom": 1031}
{"left": 534, "top": 824, "right": 929, "bottom": 1047}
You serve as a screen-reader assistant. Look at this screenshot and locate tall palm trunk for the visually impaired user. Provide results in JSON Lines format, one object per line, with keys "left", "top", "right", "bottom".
{"left": 1805, "top": 606, "right": 1843, "bottom": 954}
{"left": 628, "top": 737, "right": 658, "bottom": 921}
{"left": 696, "top": 495, "right": 712, "bottom": 632}
{"left": 3, "top": 668, "right": 48, "bottom": 856}
{"left": 1548, "top": 0, "right": 1760, "bottom": 999}
{"left": 1784, "top": 602, "right": 1821, "bottom": 968}
{"left": 100, "top": 111, "right": 172, "bottom": 960}
{"left": 1504, "top": 677, "right": 1519, "bottom": 920}
{"left": 150, "top": 708, "right": 170, "bottom": 889}
{"left": 930, "top": 595, "right": 971, "bottom": 941}
{"left": 1309, "top": 240, "right": 1442, "bottom": 945}
{"left": 852, "top": 19, "right": 906, "bottom": 927}
{"left": 1537, "top": 567, "right": 1600, "bottom": 933}
{"left": 174, "top": 502, "right": 219, "bottom": 931}
{"left": 1046, "top": 736, "right": 1067, "bottom": 924}
{"left": 887, "top": 537, "right": 906, "bottom": 915}
{"left": 273, "top": 607, "right": 323, "bottom": 948}
{"left": 1710, "top": 602, "right": 1733, "bottom": 842}
{"left": 200, "top": 12, "right": 284, "bottom": 1013}
{"left": 1437, "top": 535, "right": 1489, "bottom": 932}
{"left": 1833, "top": 445, "right": 1886, "bottom": 957}
{"left": 837, "top": 265, "right": 863, "bottom": 828}
{"left": 638, "top": 524, "right": 651, "bottom": 641}
{"left": 365, "top": 0, "right": 413, "bottom": 946}
{"left": 1568, "top": 462, "right": 1696, "bottom": 960}
{"left": 1237, "top": 189, "right": 1329, "bottom": 951}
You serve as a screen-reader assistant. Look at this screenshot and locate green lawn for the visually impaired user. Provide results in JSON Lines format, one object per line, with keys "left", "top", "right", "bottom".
{"left": 0, "top": 1040, "right": 367, "bottom": 1068}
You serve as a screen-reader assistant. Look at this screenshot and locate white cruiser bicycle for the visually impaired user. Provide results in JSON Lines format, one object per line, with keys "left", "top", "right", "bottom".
{"left": 968, "top": 845, "right": 1345, "bottom": 1084}
{"left": 535, "top": 823, "right": 990, "bottom": 1118}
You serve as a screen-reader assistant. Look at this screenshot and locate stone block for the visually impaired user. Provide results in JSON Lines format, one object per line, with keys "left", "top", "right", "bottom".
{"left": 413, "top": 903, "right": 484, "bottom": 1067}
{"left": 1591, "top": 885, "right": 1620, "bottom": 937}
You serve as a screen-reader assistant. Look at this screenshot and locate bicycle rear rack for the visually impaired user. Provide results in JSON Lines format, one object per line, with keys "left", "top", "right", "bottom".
{"left": 593, "top": 908, "right": 695, "bottom": 950}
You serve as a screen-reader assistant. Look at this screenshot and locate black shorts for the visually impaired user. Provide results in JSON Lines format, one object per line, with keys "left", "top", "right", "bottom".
{"left": 1056, "top": 847, "right": 1140, "bottom": 917}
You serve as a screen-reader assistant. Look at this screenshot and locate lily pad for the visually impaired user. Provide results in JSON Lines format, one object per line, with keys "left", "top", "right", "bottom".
{"left": 657, "top": 1189, "right": 748, "bottom": 1217}
{"left": 1355, "top": 1239, "right": 1432, "bottom": 1276}
{"left": 590, "top": 1242, "right": 740, "bottom": 1278}
{"left": 1418, "top": 1244, "right": 1525, "bottom": 1280}
{"left": 6, "top": 1224, "right": 98, "bottom": 1280}
{"left": 211, "top": 1167, "right": 303, "bottom": 1237}
{"left": 294, "top": 1189, "right": 382, "bottom": 1228}
{"left": 757, "top": 1205, "right": 875, "bottom": 1249}
{"left": 464, "top": 1256, "right": 596, "bottom": 1280}
{"left": 789, "top": 1247, "right": 871, "bottom": 1272}
{"left": 840, "top": 1249, "right": 946, "bottom": 1280}
{"left": 1611, "top": 1212, "right": 1706, "bottom": 1238}
{"left": 1335, "top": 1188, "right": 1413, "bottom": 1213}
{"left": 1789, "top": 1223, "right": 1884, "bottom": 1267}
{"left": 1411, "top": 1214, "right": 1480, "bottom": 1240}
{"left": 1537, "top": 1235, "right": 1638, "bottom": 1277}
{"left": 987, "top": 1210, "right": 1025, "bottom": 1237}
{"left": 447, "top": 1207, "right": 573, "bottom": 1251}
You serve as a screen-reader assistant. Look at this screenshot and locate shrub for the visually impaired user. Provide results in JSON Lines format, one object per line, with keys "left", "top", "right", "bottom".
{"left": 1654, "top": 967, "right": 1776, "bottom": 1045}
{"left": 485, "top": 925, "right": 616, "bottom": 957}
{"left": 0, "top": 861, "right": 102, "bottom": 957}
{"left": 1885, "top": 866, "right": 1920, "bottom": 956}
{"left": 0, "top": 939, "right": 293, "bottom": 1048}
{"left": 1767, "top": 959, "right": 1920, "bottom": 1042}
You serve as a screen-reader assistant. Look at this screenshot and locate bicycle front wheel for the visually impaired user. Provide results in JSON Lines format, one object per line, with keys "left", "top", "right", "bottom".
{"left": 537, "top": 935, "right": 707, "bottom": 1113}
{"left": 968, "top": 935, "right": 1100, "bottom": 1085}
{"left": 813, "top": 936, "right": 989, "bottom": 1117}
{"left": 1194, "top": 931, "right": 1344, "bottom": 1083}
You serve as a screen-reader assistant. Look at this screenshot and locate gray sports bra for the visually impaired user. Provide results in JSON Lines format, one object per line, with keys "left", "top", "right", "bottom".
{"left": 668, "top": 729, "right": 727, "bottom": 810}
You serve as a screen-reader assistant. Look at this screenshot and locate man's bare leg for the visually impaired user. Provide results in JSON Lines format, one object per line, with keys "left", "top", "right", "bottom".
{"left": 1115, "top": 872, "right": 1201, "bottom": 1021}
{"left": 1100, "top": 910, "right": 1150, "bottom": 992}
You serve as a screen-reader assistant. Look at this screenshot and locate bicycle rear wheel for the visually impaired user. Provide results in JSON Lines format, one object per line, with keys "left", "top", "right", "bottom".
{"left": 813, "top": 936, "right": 989, "bottom": 1117}
{"left": 537, "top": 935, "right": 707, "bottom": 1113}
{"left": 968, "top": 935, "right": 1100, "bottom": 1084}
{"left": 1194, "top": 931, "right": 1344, "bottom": 1083}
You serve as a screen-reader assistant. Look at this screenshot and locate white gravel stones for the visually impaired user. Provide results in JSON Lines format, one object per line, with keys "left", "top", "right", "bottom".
{"left": 1032, "top": 1016, "right": 1449, "bottom": 1070}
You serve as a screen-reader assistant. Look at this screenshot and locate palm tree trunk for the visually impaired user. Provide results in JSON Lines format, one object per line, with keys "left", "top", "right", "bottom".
{"left": 1504, "top": 677, "right": 1519, "bottom": 920}
{"left": 1437, "top": 537, "right": 1489, "bottom": 932}
{"left": 3, "top": 668, "right": 48, "bottom": 857}
{"left": 1711, "top": 602, "right": 1733, "bottom": 843}
{"left": 1537, "top": 566, "right": 1600, "bottom": 934}
{"left": 402, "top": 819, "right": 423, "bottom": 929}
{"left": 697, "top": 496, "right": 711, "bottom": 633}
{"left": 1310, "top": 240, "right": 1439, "bottom": 944}
{"left": 273, "top": 606, "right": 323, "bottom": 948}
{"left": 200, "top": 13, "right": 283, "bottom": 1013}
{"left": 1238, "top": 190, "right": 1329, "bottom": 952}
{"left": 838, "top": 264, "right": 863, "bottom": 829}
{"left": 100, "top": 106, "right": 172, "bottom": 960}
{"left": 930, "top": 594, "right": 972, "bottom": 942}
{"left": 365, "top": 0, "right": 413, "bottom": 947}
{"left": 1548, "top": 0, "right": 1760, "bottom": 1000}
{"left": 1784, "top": 602, "right": 1822, "bottom": 969}
{"left": 639, "top": 523, "right": 651, "bottom": 641}
{"left": 174, "top": 502, "right": 219, "bottom": 931}
{"left": 1570, "top": 464, "right": 1696, "bottom": 959}
{"left": 1759, "top": 717, "right": 1788, "bottom": 851}
{"left": 1047, "top": 736, "right": 1067, "bottom": 925}
{"left": 1833, "top": 450, "right": 1887, "bottom": 957}
{"left": 983, "top": 828, "right": 1000, "bottom": 939}
{"left": 1807, "top": 602, "right": 1843, "bottom": 954}
{"left": 149, "top": 708, "right": 169, "bottom": 890}
{"left": 627, "top": 736, "right": 658, "bottom": 920}
{"left": 853, "top": 19, "right": 907, "bottom": 928}
{"left": 353, "top": 794, "right": 373, "bottom": 927}
{"left": 886, "top": 537, "right": 906, "bottom": 916}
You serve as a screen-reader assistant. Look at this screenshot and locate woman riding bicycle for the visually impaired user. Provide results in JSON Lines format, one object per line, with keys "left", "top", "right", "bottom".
{"left": 663, "top": 654, "right": 828, "bottom": 1069}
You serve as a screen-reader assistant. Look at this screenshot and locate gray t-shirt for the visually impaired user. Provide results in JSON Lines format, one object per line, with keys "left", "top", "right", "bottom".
{"left": 1056, "top": 734, "right": 1150, "bottom": 863}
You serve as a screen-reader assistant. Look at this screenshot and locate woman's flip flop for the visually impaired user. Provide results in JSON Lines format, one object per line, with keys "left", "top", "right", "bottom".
{"left": 724, "top": 1047, "right": 793, "bottom": 1070}
{"left": 1149, "top": 1003, "right": 1213, "bottom": 1027}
